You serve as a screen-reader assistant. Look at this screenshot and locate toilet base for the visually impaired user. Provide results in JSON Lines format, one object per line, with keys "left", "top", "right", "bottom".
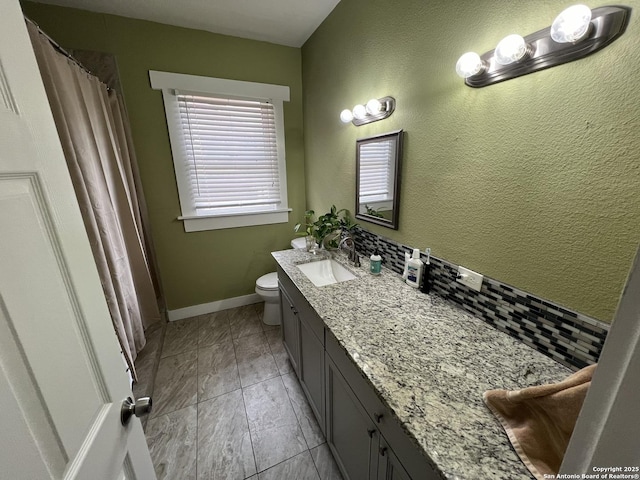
{"left": 262, "top": 299, "right": 281, "bottom": 325}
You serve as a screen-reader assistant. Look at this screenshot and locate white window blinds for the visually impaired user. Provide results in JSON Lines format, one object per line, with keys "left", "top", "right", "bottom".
{"left": 359, "top": 139, "right": 395, "bottom": 203}
{"left": 176, "top": 93, "right": 282, "bottom": 215}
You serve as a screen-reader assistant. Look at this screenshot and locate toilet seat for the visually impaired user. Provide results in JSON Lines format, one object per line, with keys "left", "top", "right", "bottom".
{"left": 256, "top": 272, "right": 278, "bottom": 291}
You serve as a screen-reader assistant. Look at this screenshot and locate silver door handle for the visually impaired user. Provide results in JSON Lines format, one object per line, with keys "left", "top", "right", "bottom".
{"left": 121, "top": 396, "right": 153, "bottom": 426}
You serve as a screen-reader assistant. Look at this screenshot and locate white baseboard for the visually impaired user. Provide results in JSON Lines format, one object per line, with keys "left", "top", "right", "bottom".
{"left": 168, "top": 293, "right": 262, "bottom": 321}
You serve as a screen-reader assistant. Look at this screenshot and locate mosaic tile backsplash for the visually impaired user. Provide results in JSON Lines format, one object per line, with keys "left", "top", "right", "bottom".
{"left": 353, "top": 227, "right": 609, "bottom": 370}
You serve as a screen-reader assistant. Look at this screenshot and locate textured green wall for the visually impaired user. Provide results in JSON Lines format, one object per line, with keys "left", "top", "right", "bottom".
{"left": 22, "top": 2, "right": 306, "bottom": 311}
{"left": 302, "top": 0, "right": 640, "bottom": 322}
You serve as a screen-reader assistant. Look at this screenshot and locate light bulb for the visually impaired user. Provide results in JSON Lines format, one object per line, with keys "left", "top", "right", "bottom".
{"left": 495, "top": 34, "right": 528, "bottom": 66}
{"left": 340, "top": 109, "right": 354, "bottom": 123}
{"left": 551, "top": 4, "right": 592, "bottom": 43}
{"left": 365, "top": 98, "right": 382, "bottom": 115}
{"left": 352, "top": 104, "right": 367, "bottom": 120}
{"left": 455, "top": 52, "right": 484, "bottom": 78}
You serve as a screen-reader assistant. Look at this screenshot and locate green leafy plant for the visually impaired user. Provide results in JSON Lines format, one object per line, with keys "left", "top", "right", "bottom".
{"left": 294, "top": 206, "right": 357, "bottom": 249}
{"left": 365, "top": 204, "right": 384, "bottom": 218}
{"left": 294, "top": 210, "right": 315, "bottom": 237}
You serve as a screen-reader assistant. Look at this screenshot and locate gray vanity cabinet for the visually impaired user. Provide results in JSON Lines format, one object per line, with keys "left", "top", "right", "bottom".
{"left": 278, "top": 265, "right": 434, "bottom": 480}
{"left": 326, "top": 351, "right": 413, "bottom": 480}
{"left": 376, "top": 438, "right": 411, "bottom": 480}
{"left": 325, "top": 354, "right": 378, "bottom": 480}
{"left": 278, "top": 266, "right": 326, "bottom": 433}
{"left": 299, "top": 312, "right": 325, "bottom": 426}
{"left": 279, "top": 286, "right": 300, "bottom": 374}
{"left": 326, "top": 330, "right": 436, "bottom": 480}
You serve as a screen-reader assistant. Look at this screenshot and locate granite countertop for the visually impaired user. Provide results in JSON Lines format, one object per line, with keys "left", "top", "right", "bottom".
{"left": 272, "top": 249, "right": 572, "bottom": 480}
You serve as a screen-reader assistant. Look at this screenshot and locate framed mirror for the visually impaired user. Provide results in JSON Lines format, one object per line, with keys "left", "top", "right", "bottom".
{"left": 355, "top": 130, "right": 403, "bottom": 229}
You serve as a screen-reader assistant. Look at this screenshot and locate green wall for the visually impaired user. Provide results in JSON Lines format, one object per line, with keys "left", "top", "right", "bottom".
{"left": 22, "top": 2, "right": 306, "bottom": 311}
{"left": 22, "top": 0, "right": 640, "bottom": 322}
{"left": 302, "top": 0, "right": 640, "bottom": 322}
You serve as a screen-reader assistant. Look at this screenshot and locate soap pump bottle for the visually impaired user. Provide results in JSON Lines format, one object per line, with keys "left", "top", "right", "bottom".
{"left": 370, "top": 249, "right": 382, "bottom": 275}
{"left": 405, "top": 248, "right": 423, "bottom": 288}
{"left": 420, "top": 248, "right": 432, "bottom": 294}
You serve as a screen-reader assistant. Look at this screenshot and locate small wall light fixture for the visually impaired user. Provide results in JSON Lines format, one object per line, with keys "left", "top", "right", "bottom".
{"left": 456, "top": 5, "right": 630, "bottom": 87}
{"left": 340, "top": 96, "right": 396, "bottom": 126}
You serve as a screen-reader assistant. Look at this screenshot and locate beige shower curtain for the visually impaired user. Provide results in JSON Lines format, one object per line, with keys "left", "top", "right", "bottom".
{"left": 27, "top": 22, "right": 161, "bottom": 380}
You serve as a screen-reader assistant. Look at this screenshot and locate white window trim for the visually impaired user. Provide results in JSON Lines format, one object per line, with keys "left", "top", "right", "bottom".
{"left": 149, "top": 70, "right": 291, "bottom": 232}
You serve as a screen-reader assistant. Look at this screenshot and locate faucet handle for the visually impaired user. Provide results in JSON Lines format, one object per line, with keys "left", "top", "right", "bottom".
{"left": 354, "top": 254, "right": 361, "bottom": 267}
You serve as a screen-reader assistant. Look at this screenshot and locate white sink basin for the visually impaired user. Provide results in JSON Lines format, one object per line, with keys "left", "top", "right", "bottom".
{"left": 296, "top": 259, "right": 357, "bottom": 287}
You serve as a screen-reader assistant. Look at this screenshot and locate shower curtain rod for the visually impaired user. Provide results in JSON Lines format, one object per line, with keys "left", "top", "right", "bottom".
{"left": 24, "top": 16, "right": 112, "bottom": 91}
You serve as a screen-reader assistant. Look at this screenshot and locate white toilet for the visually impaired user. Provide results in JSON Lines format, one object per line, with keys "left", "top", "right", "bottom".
{"left": 255, "top": 237, "right": 307, "bottom": 325}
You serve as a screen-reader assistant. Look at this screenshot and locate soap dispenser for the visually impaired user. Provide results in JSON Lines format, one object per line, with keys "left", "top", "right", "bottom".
{"left": 370, "top": 249, "right": 382, "bottom": 275}
{"left": 405, "top": 248, "right": 423, "bottom": 288}
{"left": 420, "top": 248, "right": 432, "bottom": 294}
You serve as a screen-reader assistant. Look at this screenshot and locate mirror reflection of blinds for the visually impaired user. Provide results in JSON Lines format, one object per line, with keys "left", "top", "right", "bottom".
{"left": 359, "top": 140, "right": 393, "bottom": 201}
{"left": 177, "top": 94, "right": 280, "bottom": 213}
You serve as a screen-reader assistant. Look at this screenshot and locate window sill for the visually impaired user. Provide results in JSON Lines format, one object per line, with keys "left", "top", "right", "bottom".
{"left": 179, "top": 209, "right": 291, "bottom": 232}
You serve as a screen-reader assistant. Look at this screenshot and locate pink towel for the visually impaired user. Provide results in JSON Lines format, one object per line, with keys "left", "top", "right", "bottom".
{"left": 483, "top": 364, "right": 596, "bottom": 479}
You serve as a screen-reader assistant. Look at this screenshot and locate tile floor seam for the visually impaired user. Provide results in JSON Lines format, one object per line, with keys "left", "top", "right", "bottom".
{"left": 276, "top": 374, "right": 322, "bottom": 477}
{"left": 159, "top": 343, "right": 198, "bottom": 359}
{"left": 150, "top": 350, "right": 198, "bottom": 420}
{"left": 310, "top": 446, "right": 322, "bottom": 480}
{"left": 240, "top": 372, "right": 281, "bottom": 390}
{"left": 256, "top": 449, "right": 313, "bottom": 477}
{"left": 195, "top": 326, "right": 199, "bottom": 480}
{"left": 283, "top": 374, "right": 314, "bottom": 453}
{"left": 233, "top": 331, "right": 260, "bottom": 477}
{"left": 310, "top": 444, "right": 324, "bottom": 479}
{"left": 244, "top": 373, "right": 308, "bottom": 474}
{"left": 285, "top": 377, "right": 326, "bottom": 480}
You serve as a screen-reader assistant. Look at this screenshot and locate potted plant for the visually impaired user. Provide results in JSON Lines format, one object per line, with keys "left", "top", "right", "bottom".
{"left": 295, "top": 206, "right": 357, "bottom": 251}
{"left": 294, "top": 210, "right": 316, "bottom": 251}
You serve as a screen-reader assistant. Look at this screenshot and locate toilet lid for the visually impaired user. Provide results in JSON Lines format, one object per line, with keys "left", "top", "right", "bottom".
{"left": 256, "top": 272, "right": 279, "bottom": 290}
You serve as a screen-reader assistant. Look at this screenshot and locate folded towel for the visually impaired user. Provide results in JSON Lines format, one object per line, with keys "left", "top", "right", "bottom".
{"left": 483, "top": 364, "right": 596, "bottom": 479}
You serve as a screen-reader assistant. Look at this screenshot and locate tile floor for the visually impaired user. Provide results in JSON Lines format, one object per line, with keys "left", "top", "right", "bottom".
{"left": 139, "top": 303, "right": 343, "bottom": 480}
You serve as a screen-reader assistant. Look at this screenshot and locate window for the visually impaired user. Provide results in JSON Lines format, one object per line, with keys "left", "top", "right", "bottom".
{"left": 150, "top": 71, "right": 290, "bottom": 232}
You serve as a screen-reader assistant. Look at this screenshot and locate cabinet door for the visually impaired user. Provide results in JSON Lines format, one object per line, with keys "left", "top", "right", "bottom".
{"left": 377, "top": 439, "right": 411, "bottom": 480}
{"left": 325, "top": 354, "right": 377, "bottom": 480}
{"left": 299, "top": 314, "right": 325, "bottom": 433}
{"left": 280, "top": 286, "right": 300, "bottom": 374}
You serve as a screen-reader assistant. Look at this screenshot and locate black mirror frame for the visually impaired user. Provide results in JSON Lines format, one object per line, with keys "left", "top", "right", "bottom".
{"left": 355, "top": 129, "right": 403, "bottom": 230}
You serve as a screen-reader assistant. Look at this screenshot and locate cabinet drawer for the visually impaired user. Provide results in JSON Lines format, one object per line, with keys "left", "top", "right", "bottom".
{"left": 326, "top": 330, "right": 436, "bottom": 480}
{"left": 277, "top": 266, "right": 325, "bottom": 345}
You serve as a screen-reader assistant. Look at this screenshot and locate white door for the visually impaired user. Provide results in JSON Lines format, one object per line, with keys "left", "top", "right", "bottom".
{"left": 0, "top": 1, "right": 156, "bottom": 479}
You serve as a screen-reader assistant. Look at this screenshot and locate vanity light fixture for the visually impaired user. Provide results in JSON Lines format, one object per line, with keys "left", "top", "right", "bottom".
{"left": 551, "top": 4, "right": 593, "bottom": 43}
{"left": 494, "top": 34, "right": 530, "bottom": 66}
{"left": 455, "top": 52, "right": 485, "bottom": 79}
{"left": 340, "top": 109, "right": 354, "bottom": 123}
{"left": 365, "top": 98, "right": 382, "bottom": 114}
{"left": 352, "top": 104, "right": 368, "bottom": 120}
{"left": 340, "top": 96, "right": 396, "bottom": 126}
{"left": 456, "top": 5, "right": 630, "bottom": 88}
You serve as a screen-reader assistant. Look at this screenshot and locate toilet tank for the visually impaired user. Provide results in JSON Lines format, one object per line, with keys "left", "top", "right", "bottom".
{"left": 291, "top": 237, "right": 307, "bottom": 250}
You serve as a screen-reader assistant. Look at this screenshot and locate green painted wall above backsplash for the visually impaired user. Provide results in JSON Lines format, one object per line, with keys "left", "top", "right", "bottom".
{"left": 302, "top": 0, "right": 640, "bottom": 322}
{"left": 22, "top": 1, "right": 306, "bottom": 311}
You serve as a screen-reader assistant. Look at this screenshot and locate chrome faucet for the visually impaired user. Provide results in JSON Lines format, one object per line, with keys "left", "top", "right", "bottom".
{"left": 338, "top": 236, "right": 360, "bottom": 267}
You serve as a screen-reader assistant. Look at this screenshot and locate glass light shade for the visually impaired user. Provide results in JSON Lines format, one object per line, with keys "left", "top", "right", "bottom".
{"left": 340, "top": 109, "right": 354, "bottom": 123}
{"left": 551, "top": 4, "right": 592, "bottom": 43}
{"left": 352, "top": 104, "right": 367, "bottom": 120}
{"left": 495, "top": 34, "right": 528, "bottom": 65}
{"left": 365, "top": 98, "right": 382, "bottom": 115}
{"left": 456, "top": 52, "right": 484, "bottom": 78}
